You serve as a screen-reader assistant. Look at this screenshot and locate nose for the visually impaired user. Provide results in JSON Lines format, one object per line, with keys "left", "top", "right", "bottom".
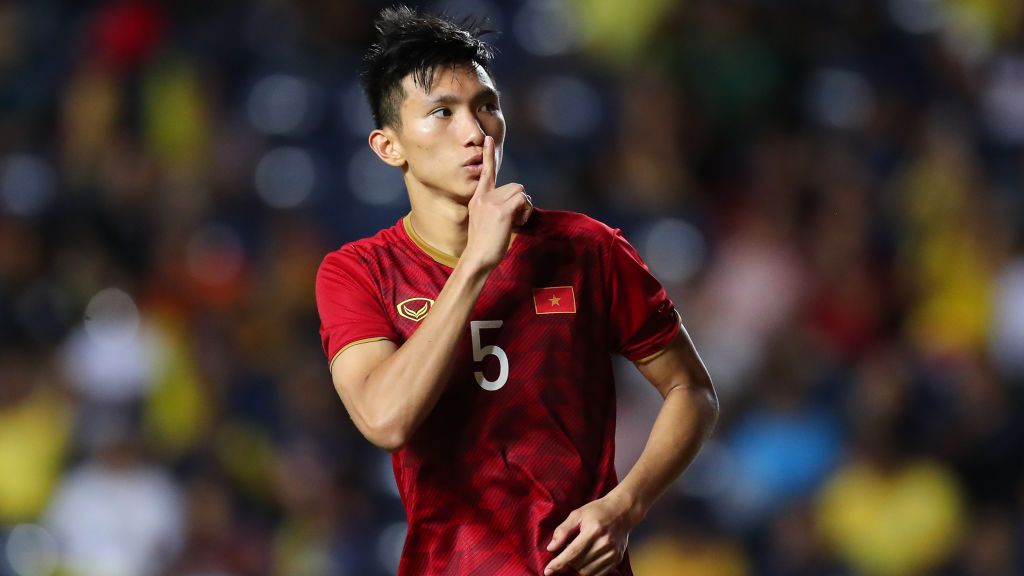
{"left": 460, "top": 111, "right": 486, "bottom": 147}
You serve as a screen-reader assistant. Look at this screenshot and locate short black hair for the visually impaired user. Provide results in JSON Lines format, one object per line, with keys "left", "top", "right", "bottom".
{"left": 361, "top": 5, "right": 496, "bottom": 129}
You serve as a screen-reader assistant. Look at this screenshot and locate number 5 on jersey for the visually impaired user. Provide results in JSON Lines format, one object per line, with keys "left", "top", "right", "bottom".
{"left": 470, "top": 320, "right": 508, "bottom": 391}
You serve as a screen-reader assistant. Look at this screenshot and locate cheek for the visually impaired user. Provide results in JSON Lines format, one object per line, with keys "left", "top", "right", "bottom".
{"left": 488, "top": 116, "right": 506, "bottom": 141}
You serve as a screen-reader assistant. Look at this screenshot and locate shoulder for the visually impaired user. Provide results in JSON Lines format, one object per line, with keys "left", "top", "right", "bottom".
{"left": 527, "top": 208, "right": 619, "bottom": 245}
{"left": 319, "top": 219, "right": 403, "bottom": 272}
{"left": 317, "top": 220, "right": 404, "bottom": 279}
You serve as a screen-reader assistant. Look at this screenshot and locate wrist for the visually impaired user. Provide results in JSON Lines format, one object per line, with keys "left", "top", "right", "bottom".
{"left": 606, "top": 485, "right": 648, "bottom": 528}
{"left": 456, "top": 249, "right": 498, "bottom": 276}
{"left": 451, "top": 254, "right": 495, "bottom": 289}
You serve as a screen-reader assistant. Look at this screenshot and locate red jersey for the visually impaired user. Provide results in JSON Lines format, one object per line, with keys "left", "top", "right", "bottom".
{"left": 316, "top": 209, "right": 679, "bottom": 575}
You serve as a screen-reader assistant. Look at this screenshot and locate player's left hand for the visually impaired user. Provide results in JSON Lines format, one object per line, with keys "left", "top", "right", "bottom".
{"left": 543, "top": 492, "right": 640, "bottom": 575}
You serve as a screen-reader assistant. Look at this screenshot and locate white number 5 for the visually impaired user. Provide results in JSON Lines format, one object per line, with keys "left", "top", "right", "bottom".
{"left": 470, "top": 320, "right": 508, "bottom": 391}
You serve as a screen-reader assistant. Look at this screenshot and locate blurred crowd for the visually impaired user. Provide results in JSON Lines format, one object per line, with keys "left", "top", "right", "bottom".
{"left": 1, "top": 0, "right": 1023, "bottom": 574}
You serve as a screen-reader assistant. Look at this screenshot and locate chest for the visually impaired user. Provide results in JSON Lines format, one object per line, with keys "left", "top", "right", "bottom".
{"left": 376, "top": 241, "right": 606, "bottom": 391}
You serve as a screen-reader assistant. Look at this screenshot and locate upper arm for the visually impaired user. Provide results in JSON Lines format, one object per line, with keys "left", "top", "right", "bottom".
{"left": 316, "top": 249, "right": 401, "bottom": 428}
{"left": 634, "top": 323, "right": 715, "bottom": 400}
{"left": 329, "top": 338, "right": 398, "bottom": 429}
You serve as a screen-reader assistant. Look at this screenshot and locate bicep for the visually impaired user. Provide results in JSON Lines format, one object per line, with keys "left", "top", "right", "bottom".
{"left": 329, "top": 338, "right": 398, "bottom": 423}
{"left": 634, "top": 324, "right": 713, "bottom": 399}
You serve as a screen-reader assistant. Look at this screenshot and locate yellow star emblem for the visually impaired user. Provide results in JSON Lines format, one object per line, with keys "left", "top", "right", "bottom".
{"left": 548, "top": 295, "right": 561, "bottom": 306}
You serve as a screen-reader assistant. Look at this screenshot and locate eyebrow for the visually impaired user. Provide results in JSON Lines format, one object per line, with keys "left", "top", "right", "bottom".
{"left": 426, "top": 86, "right": 501, "bottom": 106}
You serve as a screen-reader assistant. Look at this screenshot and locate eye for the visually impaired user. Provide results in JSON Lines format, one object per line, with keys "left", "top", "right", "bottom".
{"left": 430, "top": 107, "right": 452, "bottom": 118}
{"left": 481, "top": 102, "right": 500, "bottom": 114}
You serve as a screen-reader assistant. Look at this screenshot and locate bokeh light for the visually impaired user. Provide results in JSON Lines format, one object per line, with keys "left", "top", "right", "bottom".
{"left": 530, "top": 75, "right": 601, "bottom": 138}
{"left": 887, "top": 0, "right": 944, "bottom": 34}
{"left": 247, "top": 74, "right": 314, "bottom": 136}
{"left": 0, "top": 155, "right": 56, "bottom": 217}
{"left": 255, "top": 146, "right": 316, "bottom": 208}
{"left": 983, "top": 55, "right": 1024, "bottom": 144}
{"left": 83, "top": 287, "right": 140, "bottom": 349}
{"left": 806, "top": 68, "right": 875, "bottom": 131}
{"left": 348, "top": 147, "right": 405, "bottom": 206}
{"left": 66, "top": 288, "right": 162, "bottom": 403}
{"left": 5, "top": 524, "right": 58, "bottom": 576}
{"left": 640, "top": 218, "right": 707, "bottom": 285}
{"left": 514, "top": 0, "right": 579, "bottom": 57}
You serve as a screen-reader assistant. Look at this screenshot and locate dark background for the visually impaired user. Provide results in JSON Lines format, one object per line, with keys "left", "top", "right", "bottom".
{"left": 1, "top": 0, "right": 1023, "bottom": 574}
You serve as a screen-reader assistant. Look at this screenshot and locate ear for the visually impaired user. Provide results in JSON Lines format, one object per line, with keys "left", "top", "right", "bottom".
{"left": 368, "top": 128, "right": 405, "bottom": 168}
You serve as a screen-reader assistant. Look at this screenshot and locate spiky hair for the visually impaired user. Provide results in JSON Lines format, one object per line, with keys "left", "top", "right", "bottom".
{"left": 360, "top": 5, "right": 496, "bottom": 129}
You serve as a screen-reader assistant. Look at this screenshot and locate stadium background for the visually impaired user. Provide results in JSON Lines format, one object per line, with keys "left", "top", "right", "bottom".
{"left": 1, "top": 0, "right": 1023, "bottom": 574}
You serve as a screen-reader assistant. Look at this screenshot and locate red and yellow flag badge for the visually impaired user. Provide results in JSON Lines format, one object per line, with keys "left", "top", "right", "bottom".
{"left": 533, "top": 286, "right": 576, "bottom": 314}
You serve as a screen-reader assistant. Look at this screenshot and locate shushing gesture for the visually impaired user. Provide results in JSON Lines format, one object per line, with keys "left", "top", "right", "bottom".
{"left": 463, "top": 135, "right": 533, "bottom": 271}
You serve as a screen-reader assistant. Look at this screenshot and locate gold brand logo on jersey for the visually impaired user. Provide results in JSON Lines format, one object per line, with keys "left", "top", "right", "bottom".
{"left": 397, "top": 297, "right": 434, "bottom": 322}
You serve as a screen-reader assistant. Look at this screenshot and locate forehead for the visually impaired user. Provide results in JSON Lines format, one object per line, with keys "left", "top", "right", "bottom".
{"left": 400, "top": 62, "right": 497, "bottom": 103}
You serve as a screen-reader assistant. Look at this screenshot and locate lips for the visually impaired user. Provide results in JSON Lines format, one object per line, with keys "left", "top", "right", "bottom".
{"left": 463, "top": 154, "right": 483, "bottom": 167}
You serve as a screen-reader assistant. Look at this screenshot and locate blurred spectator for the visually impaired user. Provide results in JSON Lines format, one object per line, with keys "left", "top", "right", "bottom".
{"left": 630, "top": 524, "right": 749, "bottom": 576}
{"left": 44, "top": 409, "right": 184, "bottom": 576}
{"left": 0, "top": 352, "right": 71, "bottom": 525}
{"left": 817, "top": 347, "right": 964, "bottom": 575}
{"left": 721, "top": 336, "right": 843, "bottom": 528}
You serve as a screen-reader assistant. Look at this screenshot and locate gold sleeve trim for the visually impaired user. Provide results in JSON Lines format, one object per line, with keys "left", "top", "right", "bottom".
{"left": 329, "top": 337, "right": 391, "bottom": 371}
{"left": 635, "top": 346, "right": 670, "bottom": 365}
{"left": 633, "top": 311, "right": 683, "bottom": 365}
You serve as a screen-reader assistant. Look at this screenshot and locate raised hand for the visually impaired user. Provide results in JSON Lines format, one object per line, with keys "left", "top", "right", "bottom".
{"left": 462, "top": 135, "right": 533, "bottom": 271}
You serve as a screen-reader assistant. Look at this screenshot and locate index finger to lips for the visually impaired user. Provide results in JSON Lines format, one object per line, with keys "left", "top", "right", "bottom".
{"left": 476, "top": 135, "right": 496, "bottom": 194}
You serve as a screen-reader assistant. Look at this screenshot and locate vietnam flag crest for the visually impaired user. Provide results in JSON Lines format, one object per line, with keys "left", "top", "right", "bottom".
{"left": 533, "top": 286, "right": 576, "bottom": 314}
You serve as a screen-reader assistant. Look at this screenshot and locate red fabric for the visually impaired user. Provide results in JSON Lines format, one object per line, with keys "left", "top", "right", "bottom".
{"left": 315, "top": 209, "right": 679, "bottom": 575}
{"left": 90, "top": 1, "right": 165, "bottom": 72}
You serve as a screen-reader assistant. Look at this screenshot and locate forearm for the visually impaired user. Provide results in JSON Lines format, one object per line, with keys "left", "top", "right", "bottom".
{"left": 609, "top": 382, "right": 718, "bottom": 522}
{"left": 357, "top": 259, "right": 490, "bottom": 448}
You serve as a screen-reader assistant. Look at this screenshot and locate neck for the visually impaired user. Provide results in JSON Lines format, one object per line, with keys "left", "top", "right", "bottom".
{"left": 407, "top": 188, "right": 470, "bottom": 260}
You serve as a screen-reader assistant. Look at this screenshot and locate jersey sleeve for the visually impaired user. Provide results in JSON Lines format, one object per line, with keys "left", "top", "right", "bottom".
{"left": 604, "top": 228, "right": 681, "bottom": 363}
{"left": 315, "top": 249, "right": 399, "bottom": 368}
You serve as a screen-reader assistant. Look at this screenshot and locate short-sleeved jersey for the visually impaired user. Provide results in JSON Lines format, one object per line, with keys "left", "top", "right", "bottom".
{"left": 316, "top": 208, "right": 679, "bottom": 576}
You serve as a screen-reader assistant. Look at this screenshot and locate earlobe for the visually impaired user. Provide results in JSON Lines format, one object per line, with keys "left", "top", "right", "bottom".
{"left": 368, "top": 129, "right": 405, "bottom": 167}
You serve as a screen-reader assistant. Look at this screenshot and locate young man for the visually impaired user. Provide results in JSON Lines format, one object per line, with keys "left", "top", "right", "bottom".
{"left": 315, "top": 6, "right": 718, "bottom": 575}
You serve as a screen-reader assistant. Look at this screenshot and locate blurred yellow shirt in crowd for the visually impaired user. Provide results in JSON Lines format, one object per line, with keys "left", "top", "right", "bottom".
{"left": 630, "top": 534, "right": 748, "bottom": 576}
{"left": 818, "top": 459, "right": 963, "bottom": 575}
{"left": 901, "top": 137, "right": 995, "bottom": 357}
{"left": 0, "top": 388, "right": 71, "bottom": 522}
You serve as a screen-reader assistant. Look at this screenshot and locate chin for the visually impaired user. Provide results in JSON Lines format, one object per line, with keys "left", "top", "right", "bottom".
{"left": 447, "top": 181, "right": 477, "bottom": 203}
